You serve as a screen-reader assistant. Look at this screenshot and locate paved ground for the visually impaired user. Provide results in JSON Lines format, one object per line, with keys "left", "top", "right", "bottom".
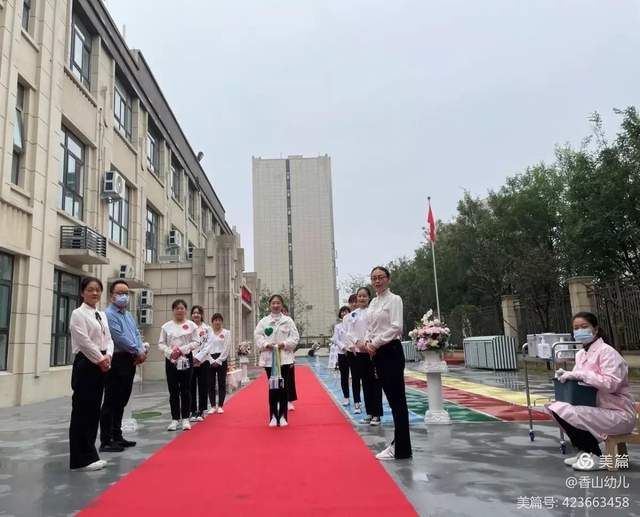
{"left": 0, "top": 360, "right": 638, "bottom": 517}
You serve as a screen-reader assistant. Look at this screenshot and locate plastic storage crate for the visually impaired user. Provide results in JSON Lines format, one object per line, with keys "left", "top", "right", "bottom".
{"left": 553, "top": 379, "right": 598, "bottom": 407}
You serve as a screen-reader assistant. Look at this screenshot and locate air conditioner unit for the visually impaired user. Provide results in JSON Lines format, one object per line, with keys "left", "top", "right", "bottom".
{"left": 168, "top": 230, "right": 182, "bottom": 248}
{"left": 103, "top": 171, "right": 125, "bottom": 201}
{"left": 118, "top": 264, "right": 135, "bottom": 279}
{"left": 139, "top": 308, "right": 153, "bottom": 326}
{"left": 70, "top": 226, "right": 85, "bottom": 248}
{"left": 139, "top": 289, "right": 153, "bottom": 308}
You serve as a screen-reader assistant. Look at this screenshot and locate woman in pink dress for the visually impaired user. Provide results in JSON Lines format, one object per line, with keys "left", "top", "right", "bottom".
{"left": 548, "top": 312, "right": 636, "bottom": 471}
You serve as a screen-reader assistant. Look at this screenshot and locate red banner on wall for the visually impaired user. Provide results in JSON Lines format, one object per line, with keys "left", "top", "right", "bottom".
{"left": 241, "top": 286, "right": 252, "bottom": 304}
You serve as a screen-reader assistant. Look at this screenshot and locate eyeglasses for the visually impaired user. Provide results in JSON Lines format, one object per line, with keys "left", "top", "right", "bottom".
{"left": 371, "top": 275, "right": 387, "bottom": 281}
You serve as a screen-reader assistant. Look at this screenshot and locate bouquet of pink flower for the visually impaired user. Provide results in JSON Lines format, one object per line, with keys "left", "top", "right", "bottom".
{"left": 409, "top": 309, "right": 451, "bottom": 351}
{"left": 237, "top": 341, "right": 252, "bottom": 356}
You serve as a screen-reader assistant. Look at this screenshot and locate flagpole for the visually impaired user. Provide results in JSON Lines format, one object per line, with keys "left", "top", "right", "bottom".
{"left": 428, "top": 197, "right": 441, "bottom": 320}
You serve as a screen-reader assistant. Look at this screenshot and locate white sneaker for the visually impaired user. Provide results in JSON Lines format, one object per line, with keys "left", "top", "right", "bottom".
{"left": 182, "top": 419, "right": 191, "bottom": 430}
{"left": 342, "top": 398, "right": 350, "bottom": 406}
{"left": 167, "top": 420, "right": 179, "bottom": 431}
{"left": 208, "top": 408, "right": 216, "bottom": 415}
{"left": 288, "top": 402, "right": 295, "bottom": 411}
{"left": 196, "top": 414, "right": 204, "bottom": 422}
{"left": 361, "top": 416, "right": 373, "bottom": 424}
{"left": 572, "top": 452, "right": 606, "bottom": 471}
{"left": 370, "top": 417, "right": 381, "bottom": 426}
{"left": 354, "top": 403, "right": 362, "bottom": 415}
{"left": 376, "top": 445, "right": 395, "bottom": 461}
{"left": 269, "top": 417, "right": 278, "bottom": 427}
{"left": 563, "top": 454, "right": 580, "bottom": 466}
{"left": 280, "top": 418, "right": 288, "bottom": 427}
{"left": 217, "top": 407, "right": 224, "bottom": 414}
{"left": 189, "top": 415, "right": 197, "bottom": 422}
{"left": 73, "top": 459, "right": 106, "bottom": 472}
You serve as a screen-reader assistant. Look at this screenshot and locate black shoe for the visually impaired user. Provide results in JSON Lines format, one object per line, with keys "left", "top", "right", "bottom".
{"left": 115, "top": 438, "right": 136, "bottom": 448}
{"left": 99, "top": 442, "right": 125, "bottom": 453}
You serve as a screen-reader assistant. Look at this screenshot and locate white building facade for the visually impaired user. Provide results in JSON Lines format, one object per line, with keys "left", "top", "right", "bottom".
{"left": 0, "top": 0, "right": 260, "bottom": 407}
{"left": 252, "top": 155, "right": 338, "bottom": 337}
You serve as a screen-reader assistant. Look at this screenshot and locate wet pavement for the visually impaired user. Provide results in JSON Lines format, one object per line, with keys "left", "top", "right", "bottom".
{"left": 0, "top": 361, "right": 638, "bottom": 517}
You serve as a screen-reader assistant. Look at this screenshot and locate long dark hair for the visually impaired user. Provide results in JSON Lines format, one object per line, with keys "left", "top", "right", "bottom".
{"left": 356, "top": 286, "right": 372, "bottom": 307}
{"left": 338, "top": 306, "right": 351, "bottom": 319}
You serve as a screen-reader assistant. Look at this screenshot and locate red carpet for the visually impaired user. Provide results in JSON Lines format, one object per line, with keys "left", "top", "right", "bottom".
{"left": 80, "top": 366, "right": 417, "bottom": 516}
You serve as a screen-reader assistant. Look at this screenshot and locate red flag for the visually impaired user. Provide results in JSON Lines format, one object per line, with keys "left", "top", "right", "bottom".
{"left": 427, "top": 202, "right": 436, "bottom": 242}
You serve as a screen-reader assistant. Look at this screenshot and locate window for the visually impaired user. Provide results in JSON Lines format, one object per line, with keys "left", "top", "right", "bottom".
{"left": 171, "top": 165, "right": 182, "bottom": 201}
{"left": 146, "top": 131, "right": 160, "bottom": 174}
{"left": 50, "top": 270, "right": 80, "bottom": 367}
{"left": 0, "top": 253, "right": 14, "bottom": 371}
{"left": 108, "top": 184, "right": 130, "bottom": 247}
{"left": 168, "top": 226, "right": 182, "bottom": 256}
{"left": 114, "top": 78, "right": 132, "bottom": 139}
{"left": 187, "top": 241, "right": 195, "bottom": 260}
{"left": 22, "top": 0, "right": 31, "bottom": 32}
{"left": 70, "top": 15, "right": 92, "bottom": 88}
{"left": 145, "top": 206, "right": 159, "bottom": 263}
{"left": 11, "top": 83, "right": 26, "bottom": 185}
{"left": 188, "top": 179, "right": 197, "bottom": 220}
{"left": 202, "top": 204, "right": 211, "bottom": 232}
{"left": 59, "top": 127, "right": 84, "bottom": 219}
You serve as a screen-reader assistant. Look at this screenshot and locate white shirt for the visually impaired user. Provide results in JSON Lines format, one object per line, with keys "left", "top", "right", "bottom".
{"left": 366, "top": 289, "right": 403, "bottom": 349}
{"left": 343, "top": 308, "right": 369, "bottom": 352}
{"left": 331, "top": 321, "right": 348, "bottom": 354}
{"left": 70, "top": 303, "right": 114, "bottom": 364}
{"left": 192, "top": 323, "right": 213, "bottom": 363}
{"left": 158, "top": 320, "right": 199, "bottom": 361}
{"left": 209, "top": 328, "right": 232, "bottom": 363}
{"left": 254, "top": 313, "right": 299, "bottom": 367}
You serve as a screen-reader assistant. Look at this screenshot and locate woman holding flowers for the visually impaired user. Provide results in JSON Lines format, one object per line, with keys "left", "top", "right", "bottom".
{"left": 255, "top": 294, "right": 300, "bottom": 427}
{"left": 189, "top": 305, "right": 213, "bottom": 422}
{"left": 158, "top": 299, "right": 199, "bottom": 431}
{"left": 344, "top": 286, "right": 383, "bottom": 426}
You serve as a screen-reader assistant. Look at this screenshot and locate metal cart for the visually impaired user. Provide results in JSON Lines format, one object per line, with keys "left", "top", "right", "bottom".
{"left": 521, "top": 340, "right": 583, "bottom": 453}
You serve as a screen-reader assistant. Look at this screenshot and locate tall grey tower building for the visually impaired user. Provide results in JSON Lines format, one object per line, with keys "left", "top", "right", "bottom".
{"left": 252, "top": 155, "right": 338, "bottom": 337}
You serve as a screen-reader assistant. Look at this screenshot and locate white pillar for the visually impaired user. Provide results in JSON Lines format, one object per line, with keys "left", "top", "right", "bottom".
{"left": 422, "top": 350, "right": 451, "bottom": 425}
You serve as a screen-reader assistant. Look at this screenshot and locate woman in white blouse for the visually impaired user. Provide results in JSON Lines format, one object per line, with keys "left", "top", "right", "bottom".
{"left": 207, "top": 313, "right": 231, "bottom": 414}
{"left": 344, "top": 287, "right": 383, "bottom": 426}
{"left": 255, "top": 294, "right": 300, "bottom": 427}
{"left": 69, "top": 277, "right": 114, "bottom": 472}
{"left": 365, "top": 266, "right": 412, "bottom": 460}
{"left": 189, "top": 305, "right": 212, "bottom": 422}
{"left": 158, "top": 299, "right": 199, "bottom": 431}
{"left": 332, "top": 305, "right": 351, "bottom": 406}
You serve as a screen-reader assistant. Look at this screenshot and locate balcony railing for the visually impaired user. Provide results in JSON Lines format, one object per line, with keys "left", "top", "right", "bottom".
{"left": 59, "top": 225, "right": 109, "bottom": 266}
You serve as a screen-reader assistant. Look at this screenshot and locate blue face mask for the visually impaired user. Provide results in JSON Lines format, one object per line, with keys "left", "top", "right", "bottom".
{"left": 114, "top": 293, "right": 129, "bottom": 308}
{"left": 573, "top": 328, "right": 594, "bottom": 344}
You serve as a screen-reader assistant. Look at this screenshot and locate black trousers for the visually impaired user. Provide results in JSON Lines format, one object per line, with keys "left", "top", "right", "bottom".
{"left": 208, "top": 353, "right": 228, "bottom": 407}
{"left": 551, "top": 411, "right": 602, "bottom": 456}
{"left": 357, "top": 352, "right": 383, "bottom": 417}
{"left": 373, "top": 340, "right": 412, "bottom": 458}
{"left": 190, "top": 363, "right": 210, "bottom": 413}
{"left": 99, "top": 352, "right": 136, "bottom": 445}
{"left": 287, "top": 363, "right": 298, "bottom": 402}
{"left": 69, "top": 353, "right": 105, "bottom": 469}
{"left": 338, "top": 353, "right": 350, "bottom": 399}
{"left": 165, "top": 358, "right": 192, "bottom": 420}
{"left": 347, "top": 351, "right": 362, "bottom": 403}
{"left": 265, "top": 364, "right": 292, "bottom": 422}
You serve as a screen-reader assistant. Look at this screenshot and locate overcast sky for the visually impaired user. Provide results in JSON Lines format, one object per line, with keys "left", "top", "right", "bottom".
{"left": 106, "top": 0, "right": 640, "bottom": 294}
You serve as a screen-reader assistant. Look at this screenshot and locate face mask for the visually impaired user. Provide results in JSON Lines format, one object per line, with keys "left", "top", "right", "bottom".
{"left": 573, "top": 328, "right": 594, "bottom": 344}
{"left": 114, "top": 293, "right": 129, "bottom": 308}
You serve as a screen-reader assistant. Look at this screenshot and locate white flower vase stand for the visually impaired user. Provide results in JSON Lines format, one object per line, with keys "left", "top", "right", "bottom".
{"left": 239, "top": 356, "right": 250, "bottom": 385}
{"left": 421, "top": 349, "right": 451, "bottom": 425}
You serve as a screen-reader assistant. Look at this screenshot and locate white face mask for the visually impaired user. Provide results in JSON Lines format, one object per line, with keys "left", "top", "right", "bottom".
{"left": 573, "top": 328, "right": 594, "bottom": 344}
